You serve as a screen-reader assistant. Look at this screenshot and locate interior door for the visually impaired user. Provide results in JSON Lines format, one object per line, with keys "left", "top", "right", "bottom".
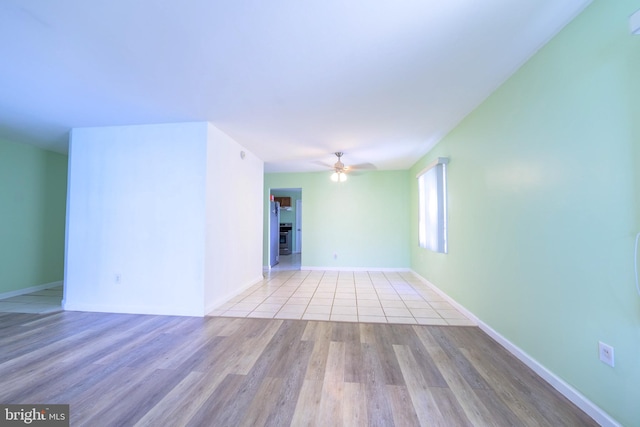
{"left": 295, "top": 199, "right": 302, "bottom": 253}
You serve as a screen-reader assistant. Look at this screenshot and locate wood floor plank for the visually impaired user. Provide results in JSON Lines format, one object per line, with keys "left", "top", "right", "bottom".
{"left": 78, "top": 367, "right": 187, "bottom": 426}
{"left": 454, "top": 326, "right": 597, "bottom": 426}
{"left": 394, "top": 324, "right": 448, "bottom": 388}
{"left": 361, "top": 342, "right": 396, "bottom": 426}
{"left": 317, "top": 341, "right": 345, "bottom": 426}
{"left": 200, "top": 320, "right": 307, "bottom": 426}
{"left": 133, "top": 371, "right": 203, "bottom": 427}
{"left": 394, "top": 344, "right": 448, "bottom": 426}
{"left": 239, "top": 376, "right": 285, "bottom": 427}
{"left": 359, "top": 322, "right": 377, "bottom": 344}
{"left": 267, "top": 320, "right": 309, "bottom": 378}
{"left": 343, "top": 381, "right": 368, "bottom": 426}
{"left": 291, "top": 379, "right": 324, "bottom": 426}
{"left": 373, "top": 324, "right": 406, "bottom": 386}
{"left": 428, "top": 326, "right": 492, "bottom": 391}
{"left": 387, "top": 384, "right": 421, "bottom": 427}
{"left": 430, "top": 386, "right": 474, "bottom": 427}
{"left": 254, "top": 340, "right": 314, "bottom": 427}
{"left": 304, "top": 321, "right": 332, "bottom": 381}
{"left": 426, "top": 345, "right": 501, "bottom": 426}
{"left": 136, "top": 367, "right": 233, "bottom": 427}
{"left": 0, "top": 317, "right": 186, "bottom": 403}
{"left": 185, "top": 373, "right": 246, "bottom": 427}
{"left": 0, "top": 312, "right": 601, "bottom": 427}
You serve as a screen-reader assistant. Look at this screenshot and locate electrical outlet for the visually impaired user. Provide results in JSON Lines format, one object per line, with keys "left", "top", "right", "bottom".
{"left": 598, "top": 341, "right": 614, "bottom": 367}
{"left": 115, "top": 274, "right": 121, "bottom": 284}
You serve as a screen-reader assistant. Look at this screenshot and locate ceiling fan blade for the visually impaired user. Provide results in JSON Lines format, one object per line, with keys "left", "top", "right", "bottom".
{"left": 348, "top": 162, "right": 377, "bottom": 171}
{"left": 311, "top": 160, "right": 334, "bottom": 168}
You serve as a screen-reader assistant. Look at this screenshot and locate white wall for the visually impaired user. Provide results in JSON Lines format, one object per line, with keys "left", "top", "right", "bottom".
{"left": 64, "top": 122, "right": 263, "bottom": 316}
{"left": 204, "top": 124, "right": 264, "bottom": 312}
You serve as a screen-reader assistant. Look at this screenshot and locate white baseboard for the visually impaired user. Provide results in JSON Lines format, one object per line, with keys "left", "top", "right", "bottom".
{"left": 63, "top": 301, "right": 202, "bottom": 317}
{"left": 204, "top": 274, "right": 265, "bottom": 315}
{"left": 410, "top": 270, "right": 621, "bottom": 427}
{"left": 0, "top": 281, "right": 63, "bottom": 300}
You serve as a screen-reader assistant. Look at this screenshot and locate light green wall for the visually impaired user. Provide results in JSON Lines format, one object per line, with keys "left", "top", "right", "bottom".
{"left": 0, "top": 139, "right": 68, "bottom": 294}
{"left": 264, "top": 171, "right": 410, "bottom": 268}
{"left": 410, "top": 1, "right": 640, "bottom": 425}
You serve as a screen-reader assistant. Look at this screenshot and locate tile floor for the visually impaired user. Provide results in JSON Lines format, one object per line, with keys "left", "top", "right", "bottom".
{"left": 0, "top": 285, "right": 63, "bottom": 314}
{"left": 210, "top": 270, "right": 475, "bottom": 326}
{"left": 269, "top": 253, "right": 302, "bottom": 271}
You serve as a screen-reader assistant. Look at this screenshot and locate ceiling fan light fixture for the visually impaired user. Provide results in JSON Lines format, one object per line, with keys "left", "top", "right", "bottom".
{"left": 331, "top": 171, "right": 347, "bottom": 182}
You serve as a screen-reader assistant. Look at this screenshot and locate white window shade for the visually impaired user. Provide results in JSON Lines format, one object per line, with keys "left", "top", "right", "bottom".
{"left": 417, "top": 157, "right": 448, "bottom": 253}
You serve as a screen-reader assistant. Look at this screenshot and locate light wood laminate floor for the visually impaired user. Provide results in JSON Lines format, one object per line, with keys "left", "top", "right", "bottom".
{"left": 0, "top": 285, "right": 63, "bottom": 314}
{"left": 0, "top": 311, "right": 597, "bottom": 426}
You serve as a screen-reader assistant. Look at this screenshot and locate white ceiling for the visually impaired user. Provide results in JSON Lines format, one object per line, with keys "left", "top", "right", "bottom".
{"left": 0, "top": 0, "right": 591, "bottom": 173}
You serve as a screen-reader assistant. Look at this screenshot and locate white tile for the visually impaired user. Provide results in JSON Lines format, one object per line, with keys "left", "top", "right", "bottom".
{"left": 271, "top": 290, "right": 296, "bottom": 297}
{"left": 446, "top": 318, "right": 476, "bottom": 326}
{"left": 358, "top": 299, "right": 381, "bottom": 308}
{"left": 331, "top": 306, "right": 357, "bottom": 316}
{"left": 292, "top": 291, "right": 315, "bottom": 298}
{"left": 239, "top": 295, "right": 267, "bottom": 304}
{"left": 355, "top": 292, "right": 378, "bottom": 300}
{"left": 229, "top": 269, "right": 470, "bottom": 327}
{"left": 415, "top": 318, "right": 448, "bottom": 326}
{"left": 383, "top": 307, "right": 412, "bottom": 317}
{"left": 358, "top": 306, "right": 384, "bottom": 316}
{"left": 208, "top": 309, "right": 227, "bottom": 316}
{"left": 376, "top": 292, "right": 401, "bottom": 300}
{"left": 221, "top": 310, "right": 251, "bottom": 317}
{"left": 255, "top": 303, "right": 283, "bottom": 313}
{"left": 303, "top": 313, "right": 331, "bottom": 321}
{"left": 333, "top": 298, "right": 357, "bottom": 307}
{"left": 247, "top": 311, "right": 275, "bottom": 319}
{"left": 358, "top": 315, "right": 387, "bottom": 324}
{"left": 309, "top": 298, "right": 333, "bottom": 307}
{"left": 380, "top": 300, "right": 406, "bottom": 308}
{"left": 314, "top": 291, "right": 335, "bottom": 299}
{"left": 386, "top": 316, "right": 417, "bottom": 325}
{"left": 335, "top": 291, "right": 355, "bottom": 299}
{"left": 278, "top": 312, "right": 303, "bottom": 320}
{"left": 438, "top": 309, "right": 467, "bottom": 319}
{"left": 287, "top": 297, "right": 311, "bottom": 305}
{"left": 330, "top": 314, "right": 358, "bottom": 322}
{"left": 306, "top": 305, "right": 332, "bottom": 314}
{"left": 400, "top": 294, "right": 424, "bottom": 301}
{"left": 231, "top": 302, "right": 260, "bottom": 311}
{"left": 409, "top": 308, "right": 439, "bottom": 318}
{"left": 263, "top": 296, "right": 289, "bottom": 304}
{"left": 277, "top": 305, "right": 307, "bottom": 315}
{"left": 430, "top": 301, "right": 454, "bottom": 310}
{"left": 403, "top": 300, "right": 431, "bottom": 309}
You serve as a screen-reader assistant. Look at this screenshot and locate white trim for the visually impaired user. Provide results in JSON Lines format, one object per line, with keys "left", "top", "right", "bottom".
{"left": 302, "top": 266, "right": 412, "bottom": 272}
{"left": 63, "top": 302, "right": 202, "bottom": 317}
{"left": 410, "top": 270, "right": 621, "bottom": 427}
{"left": 0, "top": 281, "right": 63, "bottom": 300}
{"left": 204, "top": 274, "right": 265, "bottom": 315}
{"left": 416, "top": 156, "right": 449, "bottom": 178}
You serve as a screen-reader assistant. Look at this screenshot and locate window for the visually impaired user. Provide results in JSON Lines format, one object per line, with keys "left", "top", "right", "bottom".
{"left": 417, "top": 157, "right": 448, "bottom": 253}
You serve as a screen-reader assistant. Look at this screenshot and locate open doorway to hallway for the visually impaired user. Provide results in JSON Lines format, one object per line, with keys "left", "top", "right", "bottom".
{"left": 270, "top": 188, "right": 302, "bottom": 270}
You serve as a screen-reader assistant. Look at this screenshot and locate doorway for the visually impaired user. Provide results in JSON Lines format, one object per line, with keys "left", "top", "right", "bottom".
{"left": 270, "top": 188, "right": 302, "bottom": 270}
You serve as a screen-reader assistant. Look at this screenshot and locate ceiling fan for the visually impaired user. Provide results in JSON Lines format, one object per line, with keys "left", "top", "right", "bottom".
{"left": 325, "top": 152, "right": 375, "bottom": 182}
